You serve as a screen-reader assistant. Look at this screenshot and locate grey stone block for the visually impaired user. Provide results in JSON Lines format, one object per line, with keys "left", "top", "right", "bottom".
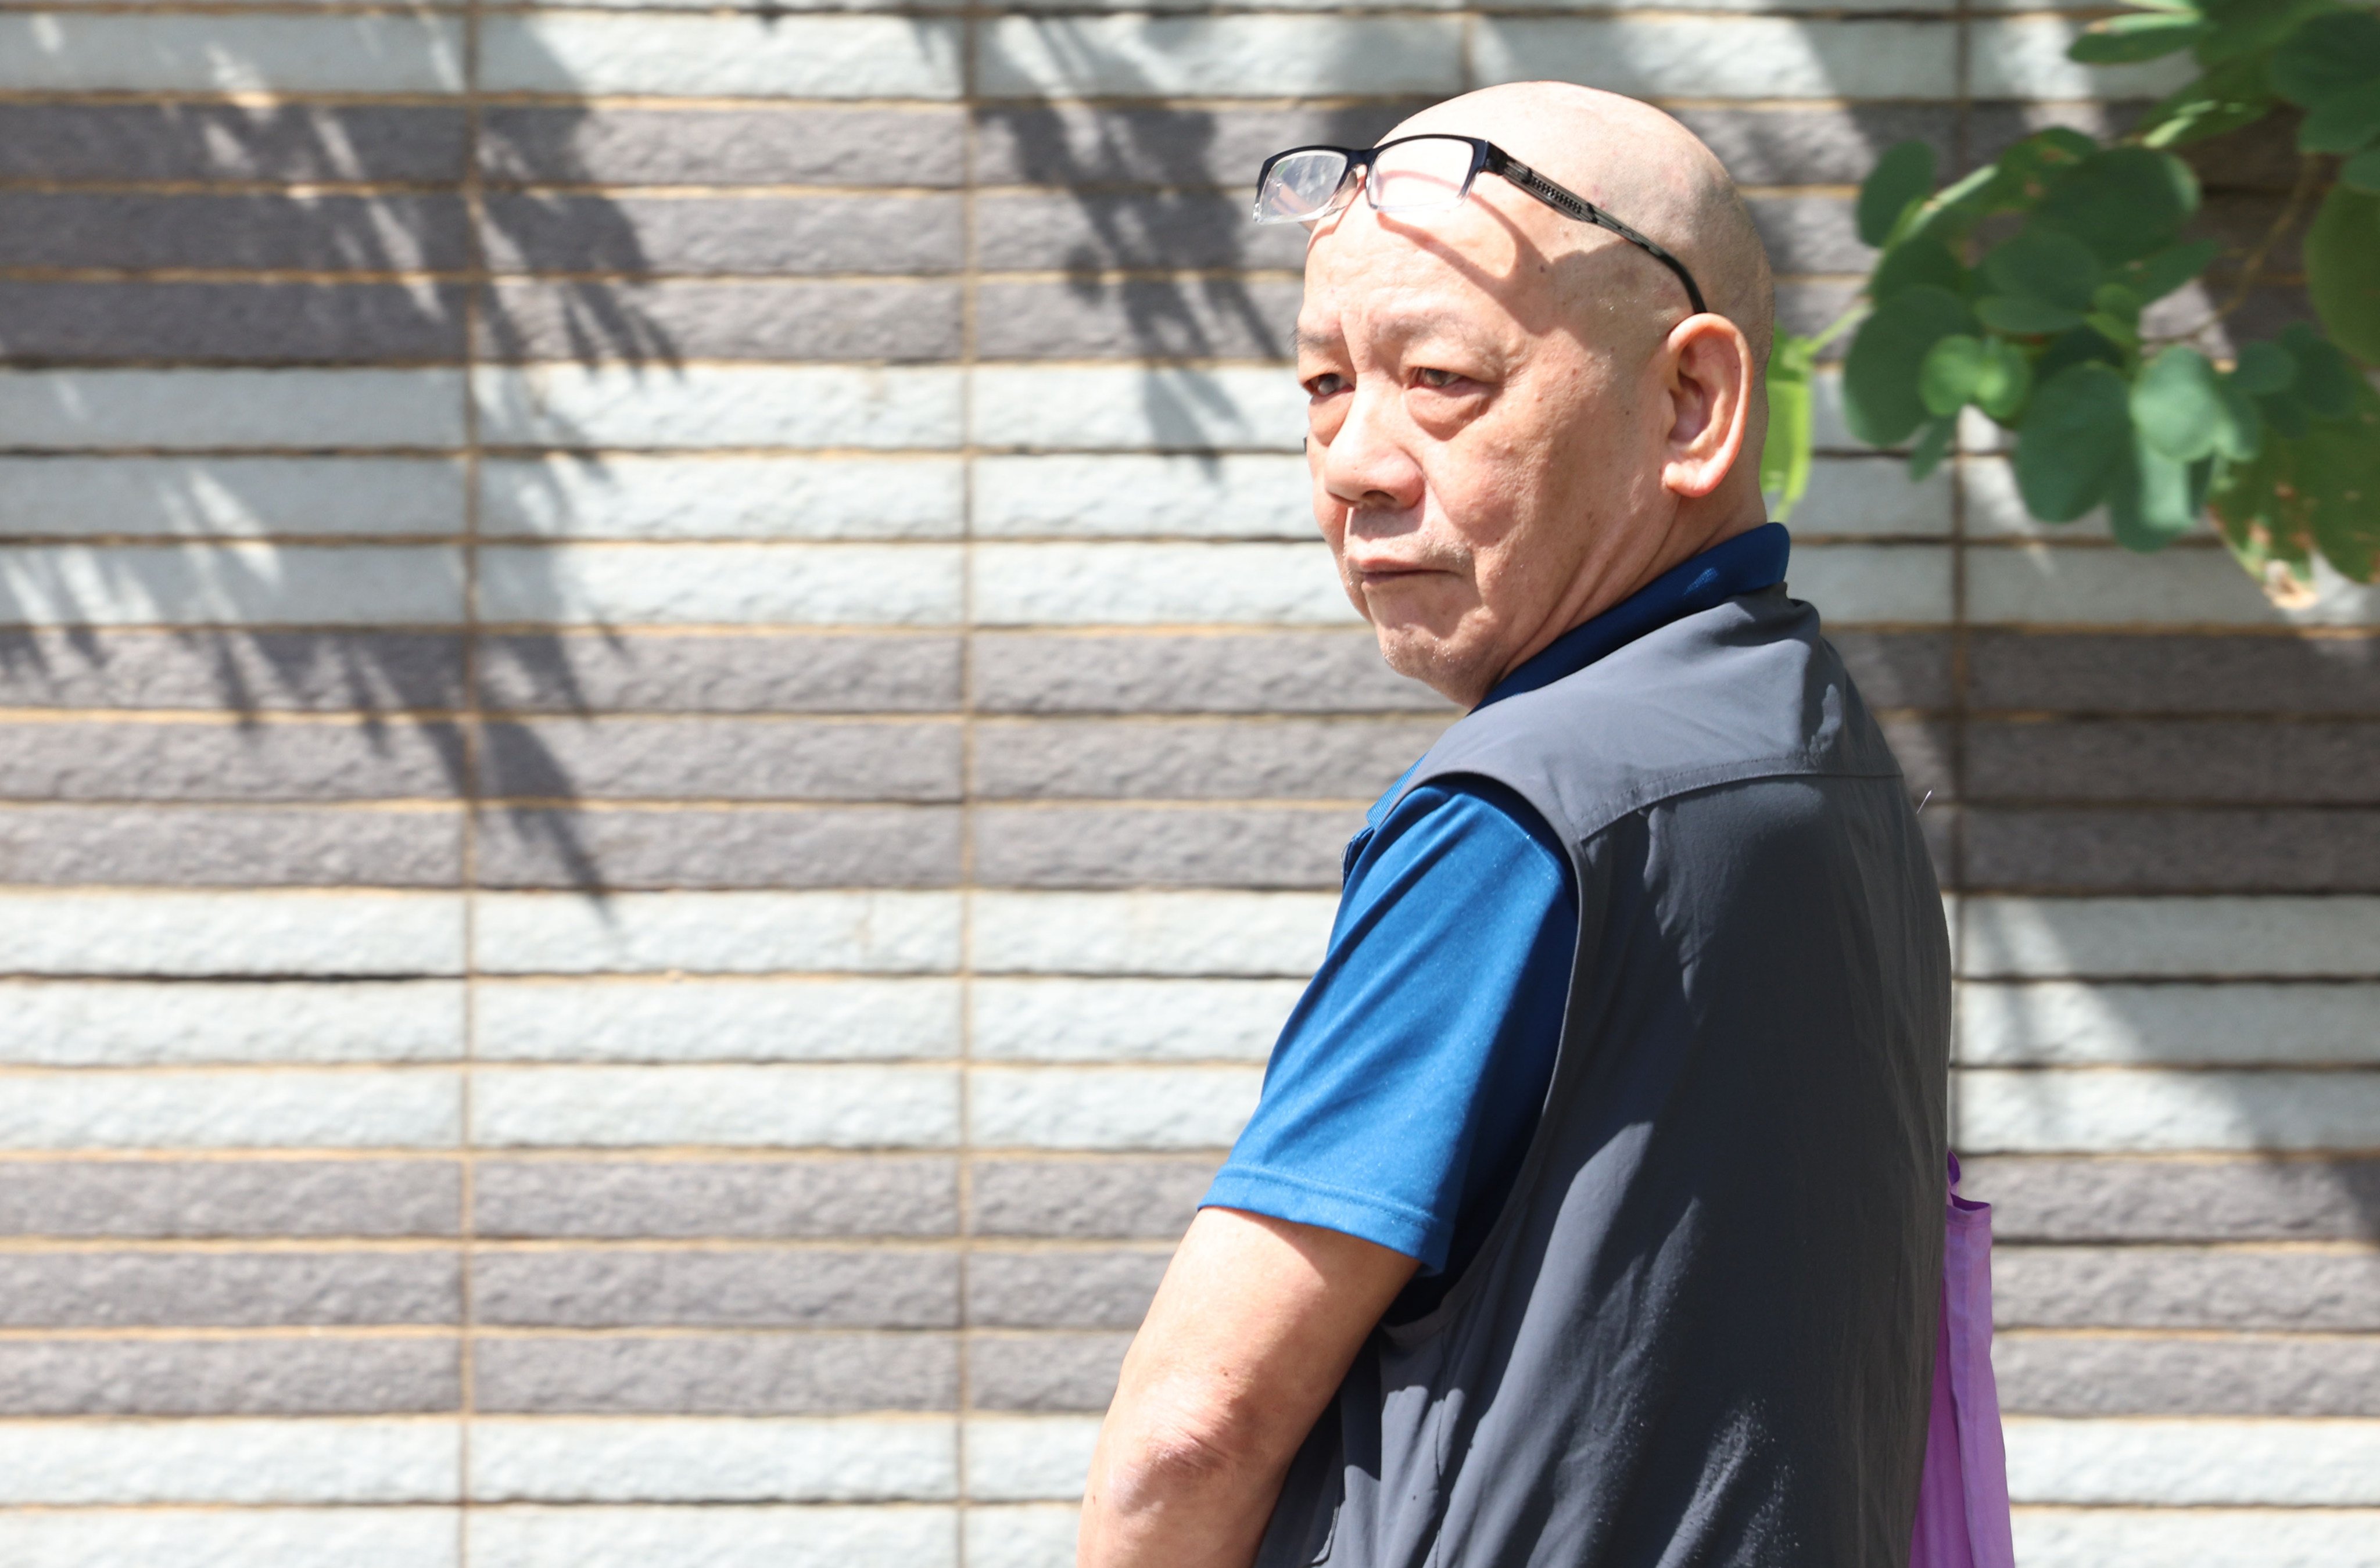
{"left": 0, "top": 104, "right": 463, "bottom": 183}
{"left": 967, "top": 1332, "right": 1131, "bottom": 1412}
{"left": 1965, "top": 809, "right": 2380, "bottom": 892}
{"left": 971, "top": 1158, "right": 1213, "bottom": 1239}
{"left": 481, "top": 106, "right": 965, "bottom": 187}
{"left": 1959, "top": 1156, "right": 2380, "bottom": 1243}
{"left": 1969, "top": 720, "right": 2380, "bottom": 805}
{"left": 972, "top": 102, "right": 1426, "bottom": 188}
{"left": 1994, "top": 1332, "right": 2380, "bottom": 1416}
{"left": 1827, "top": 631, "right": 1952, "bottom": 711}
{"left": 0, "top": 193, "right": 468, "bottom": 273}
{"left": 479, "top": 634, "right": 961, "bottom": 715}
{"left": 0, "top": 283, "right": 465, "bottom": 364}
{"left": 0, "top": 1160, "right": 458, "bottom": 1239}
{"left": 0, "top": 1251, "right": 458, "bottom": 1329}
{"left": 974, "top": 193, "right": 1307, "bottom": 271}
{"left": 0, "top": 631, "right": 465, "bottom": 712}
{"left": 973, "top": 805, "right": 1356, "bottom": 889}
{"left": 474, "top": 1248, "right": 958, "bottom": 1329}
{"left": 1779, "top": 280, "right": 1865, "bottom": 350}
{"left": 1966, "top": 632, "right": 2380, "bottom": 715}
{"left": 1995, "top": 1246, "right": 2380, "bottom": 1331}
{"left": 474, "top": 1158, "right": 957, "bottom": 1240}
{"left": 970, "top": 632, "right": 1444, "bottom": 715}
{"left": 969, "top": 1250, "right": 1169, "bottom": 1330}
{"left": 472, "top": 805, "right": 960, "bottom": 889}
{"left": 479, "top": 719, "right": 961, "bottom": 803}
{"left": 0, "top": 720, "right": 464, "bottom": 802}
{"left": 474, "top": 1332, "right": 955, "bottom": 1414}
{"left": 973, "top": 279, "right": 1297, "bottom": 363}
{"left": 482, "top": 195, "right": 964, "bottom": 277}
{"left": 477, "top": 282, "right": 960, "bottom": 364}
{"left": 0, "top": 805, "right": 461, "bottom": 887}
{"left": 973, "top": 717, "right": 1442, "bottom": 801}
{"left": 0, "top": 1337, "right": 458, "bottom": 1416}
{"left": 1670, "top": 105, "right": 1960, "bottom": 188}
{"left": 1745, "top": 195, "right": 1868, "bottom": 276}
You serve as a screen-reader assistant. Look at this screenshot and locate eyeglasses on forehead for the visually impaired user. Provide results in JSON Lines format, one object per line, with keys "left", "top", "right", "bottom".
{"left": 1253, "top": 134, "right": 1709, "bottom": 319}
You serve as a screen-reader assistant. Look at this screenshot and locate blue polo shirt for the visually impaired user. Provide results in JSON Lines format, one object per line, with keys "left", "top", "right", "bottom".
{"left": 1201, "top": 524, "right": 1792, "bottom": 1279}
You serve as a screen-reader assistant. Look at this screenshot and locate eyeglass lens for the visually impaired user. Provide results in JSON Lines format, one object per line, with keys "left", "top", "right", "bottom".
{"left": 1366, "top": 137, "right": 1476, "bottom": 212}
{"left": 1256, "top": 149, "right": 1355, "bottom": 223}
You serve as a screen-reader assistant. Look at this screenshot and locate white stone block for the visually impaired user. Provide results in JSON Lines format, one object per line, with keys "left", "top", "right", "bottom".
{"left": 1962, "top": 897, "right": 2380, "bottom": 979}
{"left": 0, "top": 1067, "right": 460, "bottom": 1149}
{"left": 475, "top": 977, "right": 959, "bottom": 1061}
{"left": 970, "top": 891, "right": 1335, "bottom": 977}
{"left": 481, "top": 456, "right": 963, "bottom": 541}
{"left": 2012, "top": 1505, "right": 2380, "bottom": 1567}
{"left": 0, "top": 458, "right": 464, "bottom": 539}
{"left": 979, "top": 15, "right": 1462, "bottom": 97}
{"left": 479, "top": 543, "right": 962, "bottom": 626}
{"left": 1969, "top": 17, "right": 2201, "bottom": 99}
{"left": 1476, "top": 19, "right": 1958, "bottom": 99}
{"left": 2006, "top": 1417, "right": 2380, "bottom": 1506}
{"left": 1969, "top": 544, "right": 2380, "bottom": 627}
{"left": 0, "top": 980, "right": 464, "bottom": 1066}
{"left": 471, "top": 1064, "right": 960, "bottom": 1147}
{"left": 0, "top": 15, "right": 463, "bottom": 92}
{"left": 0, "top": 370, "right": 463, "bottom": 451}
{"left": 1786, "top": 543, "right": 1953, "bottom": 625}
{"left": 972, "top": 541, "right": 1354, "bottom": 626}
{"left": 468, "top": 1505, "right": 956, "bottom": 1568}
{"left": 1788, "top": 458, "right": 1954, "bottom": 539}
{"left": 971, "top": 977, "right": 1299, "bottom": 1061}
{"left": 474, "top": 891, "right": 962, "bottom": 975}
{"left": 0, "top": 544, "right": 464, "bottom": 626}
{"left": 969, "top": 1065, "right": 1262, "bottom": 1150}
{"left": 483, "top": 15, "right": 962, "bottom": 98}
{"left": 1959, "top": 981, "right": 2380, "bottom": 1067}
{"left": 965, "top": 1416, "right": 1101, "bottom": 1502}
{"left": 0, "top": 1419, "right": 457, "bottom": 1505}
{"left": 470, "top": 1418, "right": 955, "bottom": 1503}
{"left": 973, "top": 455, "right": 1313, "bottom": 540}
{"left": 0, "top": 891, "right": 464, "bottom": 977}
{"left": 475, "top": 367, "right": 962, "bottom": 451}
{"left": 963, "top": 1504, "right": 1080, "bottom": 1568}
{"left": 1956, "top": 1067, "right": 2380, "bottom": 1151}
{"left": 0, "top": 1508, "right": 460, "bottom": 1568}
{"left": 970, "top": 368, "right": 1304, "bottom": 453}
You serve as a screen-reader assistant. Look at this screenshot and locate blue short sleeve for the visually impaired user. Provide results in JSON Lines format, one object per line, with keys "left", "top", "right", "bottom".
{"left": 1201, "top": 777, "right": 1578, "bottom": 1275}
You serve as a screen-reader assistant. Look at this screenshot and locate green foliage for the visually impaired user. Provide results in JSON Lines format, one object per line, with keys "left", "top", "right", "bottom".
{"left": 1754, "top": 0, "right": 2380, "bottom": 587}
{"left": 1762, "top": 335, "right": 1815, "bottom": 522}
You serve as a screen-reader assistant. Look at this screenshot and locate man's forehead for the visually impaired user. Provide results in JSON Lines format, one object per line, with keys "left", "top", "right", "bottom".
{"left": 1295, "top": 301, "right": 1504, "bottom": 356}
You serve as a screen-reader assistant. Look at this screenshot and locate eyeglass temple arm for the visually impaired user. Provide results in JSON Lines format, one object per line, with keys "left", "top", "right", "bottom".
{"left": 1490, "top": 151, "right": 1709, "bottom": 318}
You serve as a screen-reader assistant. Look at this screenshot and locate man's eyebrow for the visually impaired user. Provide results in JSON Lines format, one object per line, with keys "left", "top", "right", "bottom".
{"left": 1293, "top": 328, "right": 1342, "bottom": 354}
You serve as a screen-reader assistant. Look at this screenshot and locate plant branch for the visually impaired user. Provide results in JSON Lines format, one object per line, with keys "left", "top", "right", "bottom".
{"left": 2151, "top": 154, "right": 2327, "bottom": 345}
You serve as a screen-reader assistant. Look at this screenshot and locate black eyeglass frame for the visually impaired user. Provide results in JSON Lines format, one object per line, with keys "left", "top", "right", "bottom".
{"left": 1253, "top": 134, "right": 1709, "bottom": 318}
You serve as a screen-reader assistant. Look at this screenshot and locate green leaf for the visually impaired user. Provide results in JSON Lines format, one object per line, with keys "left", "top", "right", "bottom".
{"left": 2205, "top": 0, "right": 2347, "bottom": 69}
{"left": 2085, "top": 311, "right": 2143, "bottom": 351}
{"left": 2307, "top": 184, "right": 2380, "bottom": 363}
{"left": 2300, "top": 80, "right": 2380, "bottom": 154}
{"left": 1843, "top": 284, "right": 1973, "bottom": 447}
{"left": 2123, "top": 238, "right": 2223, "bottom": 303}
{"left": 1977, "top": 295, "right": 2088, "bottom": 334}
{"left": 2017, "top": 362, "right": 2136, "bottom": 522}
{"left": 2040, "top": 324, "right": 2127, "bottom": 381}
{"left": 2259, "top": 387, "right": 2314, "bottom": 438}
{"left": 2105, "top": 435, "right": 2206, "bottom": 551}
{"left": 2270, "top": 9, "right": 2380, "bottom": 107}
{"left": 2216, "top": 375, "right": 2265, "bottom": 461}
{"left": 1909, "top": 417, "right": 1957, "bottom": 480}
{"left": 2035, "top": 148, "right": 2200, "bottom": 265}
{"left": 2132, "top": 346, "right": 2231, "bottom": 460}
{"left": 2070, "top": 10, "right": 2210, "bottom": 62}
{"left": 2138, "top": 52, "right": 2275, "bottom": 146}
{"left": 1872, "top": 237, "right": 1966, "bottom": 303}
{"left": 2211, "top": 385, "right": 2380, "bottom": 582}
{"left": 2092, "top": 282, "right": 2145, "bottom": 322}
{"left": 1977, "top": 338, "right": 2035, "bottom": 420}
{"left": 2346, "top": 145, "right": 2380, "bottom": 193}
{"left": 1859, "top": 141, "right": 1938, "bottom": 249}
{"left": 1982, "top": 228, "right": 2102, "bottom": 310}
{"left": 2232, "top": 339, "right": 2296, "bottom": 395}
{"left": 2281, "top": 322, "right": 2360, "bottom": 416}
{"left": 1920, "top": 335, "right": 1987, "bottom": 417}
{"left": 1761, "top": 334, "right": 1817, "bottom": 522}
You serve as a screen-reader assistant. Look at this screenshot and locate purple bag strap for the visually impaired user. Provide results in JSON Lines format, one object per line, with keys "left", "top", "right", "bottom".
{"left": 1908, "top": 1154, "right": 2015, "bottom": 1568}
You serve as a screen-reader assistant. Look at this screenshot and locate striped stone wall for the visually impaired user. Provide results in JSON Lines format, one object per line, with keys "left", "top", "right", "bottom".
{"left": 1, "top": 3, "right": 2374, "bottom": 1565}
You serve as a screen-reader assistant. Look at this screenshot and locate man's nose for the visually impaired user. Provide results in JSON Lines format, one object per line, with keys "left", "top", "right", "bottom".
{"left": 1321, "top": 385, "right": 1424, "bottom": 515}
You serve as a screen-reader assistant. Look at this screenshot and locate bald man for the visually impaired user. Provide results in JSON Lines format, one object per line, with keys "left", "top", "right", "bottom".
{"left": 1078, "top": 85, "right": 1949, "bottom": 1568}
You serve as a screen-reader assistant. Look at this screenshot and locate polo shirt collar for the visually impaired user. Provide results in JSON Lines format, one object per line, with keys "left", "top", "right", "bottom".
{"left": 1475, "top": 521, "right": 1791, "bottom": 712}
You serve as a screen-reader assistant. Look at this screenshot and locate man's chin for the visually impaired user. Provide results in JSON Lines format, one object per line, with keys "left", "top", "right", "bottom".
{"left": 1371, "top": 625, "right": 1490, "bottom": 704}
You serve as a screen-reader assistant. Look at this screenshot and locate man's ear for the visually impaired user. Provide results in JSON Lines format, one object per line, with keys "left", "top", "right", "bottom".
{"left": 1659, "top": 314, "right": 1755, "bottom": 501}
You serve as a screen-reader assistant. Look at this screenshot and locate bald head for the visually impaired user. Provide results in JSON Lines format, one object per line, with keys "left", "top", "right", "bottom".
{"left": 1292, "top": 82, "right": 1776, "bottom": 707}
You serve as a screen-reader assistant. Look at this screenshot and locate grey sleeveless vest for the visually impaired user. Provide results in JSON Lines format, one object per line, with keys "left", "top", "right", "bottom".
{"left": 1256, "top": 584, "right": 1951, "bottom": 1567}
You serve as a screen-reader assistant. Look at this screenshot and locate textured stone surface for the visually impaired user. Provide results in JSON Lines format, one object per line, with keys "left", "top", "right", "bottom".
{"left": 973, "top": 804, "right": 1357, "bottom": 889}
{"left": 0, "top": 1251, "right": 459, "bottom": 1329}
{"left": 474, "top": 1334, "right": 956, "bottom": 1414}
{"left": 1961, "top": 1157, "right": 2380, "bottom": 1243}
{"left": 967, "top": 1332, "right": 1132, "bottom": 1412}
{"left": 0, "top": 805, "right": 460, "bottom": 887}
{"left": 482, "top": 107, "right": 966, "bottom": 186}
{"left": 1995, "top": 1333, "right": 2380, "bottom": 1416}
{"left": 474, "top": 1158, "right": 957, "bottom": 1239}
{"left": 968, "top": 1250, "right": 1170, "bottom": 1330}
{"left": 0, "top": 1338, "right": 460, "bottom": 1416}
{"left": 0, "top": 282, "right": 467, "bottom": 364}
{"left": 473, "top": 1248, "right": 959, "bottom": 1329}
{"left": 474, "top": 805, "right": 962, "bottom": 889}
{"left": 1994, "top": 1246, "right": 2380, "bottom": 1331}
{"left": 971, "top": 1158, "right": 1214, "bottom": 1239}
{"left": 971, "top": 632, "right": 1443, "bottom": 715}
{"left": 479, "top": 633, "right": 960, "bottom": 713}
{"left": 0, "top": 631, "right": 465, "bottom": 711}
{"left": 0, "top": 1159, "right": 460, "bottom": 1239}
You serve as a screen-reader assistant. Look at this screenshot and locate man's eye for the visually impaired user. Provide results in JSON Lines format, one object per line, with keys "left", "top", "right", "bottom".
{"left": 1304, "top": 372, "right": 1350, "bottom": 397}
{"left": 1415, "top": 367, "right": 1463, "bottom": 389}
